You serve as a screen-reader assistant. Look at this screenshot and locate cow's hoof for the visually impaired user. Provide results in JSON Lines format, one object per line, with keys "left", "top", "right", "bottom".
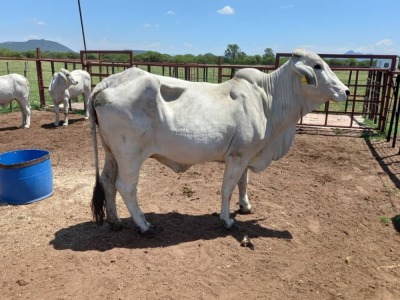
{"left": 232, "top": 223, "right": 242, "bottom": 231}
{"left": 222, "top": 219, "right": 241, "bottom": 230}
{"left": 108, "top": 221, "right": 123, "bottom": 231}
{"left": 239, "top": 205, "right": 253, "bottom": 215}
{"left": 139, "top": 227, "right": 156, "bottom": 239}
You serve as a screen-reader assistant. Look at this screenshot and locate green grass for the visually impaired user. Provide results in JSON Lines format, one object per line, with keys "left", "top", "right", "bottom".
{"left": 380, "top": 216, "right": 390, "bottom": 224}
{"left": 360, "top": 129, "right": 387, "bottom": 141}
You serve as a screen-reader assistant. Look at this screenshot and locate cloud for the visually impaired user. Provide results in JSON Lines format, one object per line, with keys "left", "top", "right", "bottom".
{"left": 24, "top": 34, "right": 40, "bottom": 40}
{"left": 167, "top": 10, "right": 176, "bottom": 15}
{"left": 26, "top": 18, "right": 45, "bottom": 26}
{"left": 184, "top": 42, "right": 193, "bottom": 48}
{"left": 139, "top": 41, "right": 161, "bottom": 50}
{"left": 375, "top": 38, "right": 392, "bottom": 47}
{"left": 143, "top": 23, "right": 159, "bottom": 29}
{"left": 217, "top": 6, "right": 234, "bottom": 15}
{"left": 355, "top": 39, "right": 397, "bottom": 54}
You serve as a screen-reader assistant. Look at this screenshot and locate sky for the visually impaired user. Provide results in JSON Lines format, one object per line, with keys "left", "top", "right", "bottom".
{"left": 1, "top": 0, "right": 399, "bottom": 56}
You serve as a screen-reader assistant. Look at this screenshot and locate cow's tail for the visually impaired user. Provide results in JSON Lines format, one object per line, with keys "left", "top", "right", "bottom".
{"left": 88, "top": 89, "right": 106, "bottom": 226}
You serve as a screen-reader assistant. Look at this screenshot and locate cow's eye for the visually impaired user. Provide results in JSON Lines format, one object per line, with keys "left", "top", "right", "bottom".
{"left": 314, "top": 64, "right": 322, "bottom": 70}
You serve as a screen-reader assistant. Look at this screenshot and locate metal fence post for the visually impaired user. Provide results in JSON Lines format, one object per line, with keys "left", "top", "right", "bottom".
{"left": 35, "top": 48, "right": 46, "bottom": 108}
{"left": 217, "top": 57, "right": 222, "bottom": 83}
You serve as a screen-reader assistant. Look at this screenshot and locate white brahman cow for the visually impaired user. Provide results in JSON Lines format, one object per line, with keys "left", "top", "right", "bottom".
{"left": 0, "top": 73, "right": 31, "bottom": 128}
{"left": 48, "top": 68, "right": 91, "bottom": 126}
{"left": 89, "top": 48, "right": 350, "bottom": 237}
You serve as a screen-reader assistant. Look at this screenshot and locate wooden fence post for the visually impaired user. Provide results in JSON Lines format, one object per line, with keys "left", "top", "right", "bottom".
{"left": 35, "top": 48, "right": 46, "bottom": 108}
{"left": 217, "top": 57, "right": 222, "bottom": 83}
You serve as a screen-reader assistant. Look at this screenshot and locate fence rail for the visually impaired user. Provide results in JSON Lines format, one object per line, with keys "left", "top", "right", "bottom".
{"left": 1, "top": 48, "right": 399, "bottom": 149}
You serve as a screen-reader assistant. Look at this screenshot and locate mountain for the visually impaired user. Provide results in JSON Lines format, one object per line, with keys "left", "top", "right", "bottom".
{"left": 345, "top": 50, "right": 364, "bottom": 55}
{"left": 0, "top": 39, "right": 75, "bottom": 52}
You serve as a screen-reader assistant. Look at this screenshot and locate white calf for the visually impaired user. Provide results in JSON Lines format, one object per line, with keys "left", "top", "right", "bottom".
{"left": 48, "top": 69, "right": 91, "bottom": 126}
{"left": 0, "top": 74, "right": 31, "bottom": 128}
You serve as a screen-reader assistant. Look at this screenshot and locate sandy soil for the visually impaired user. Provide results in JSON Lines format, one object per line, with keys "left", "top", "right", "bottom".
{"left": 0, "top": 110, "right": 399, "bottom": 300}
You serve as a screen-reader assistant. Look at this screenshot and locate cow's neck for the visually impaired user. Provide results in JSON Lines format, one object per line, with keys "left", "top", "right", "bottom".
{"left": 261, "top": 62, "right": 312, "bottom": 128}
{"left": 249, "top": 63, "right": 313, "bottom": 173}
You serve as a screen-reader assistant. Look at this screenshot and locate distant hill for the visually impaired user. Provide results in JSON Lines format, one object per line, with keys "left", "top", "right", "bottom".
{"left": 0, "top": 40, "right": 150, "bottom": 55}
{"left": 0, "top": 39, "right": 75, "bottom": 52}
{"left": 345, "top": 50, "right": 369, "bottom": 55}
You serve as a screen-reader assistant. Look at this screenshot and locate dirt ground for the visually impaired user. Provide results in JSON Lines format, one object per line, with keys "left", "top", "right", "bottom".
{"left": 0, "top": 110, "right": 399, "bottom": 300}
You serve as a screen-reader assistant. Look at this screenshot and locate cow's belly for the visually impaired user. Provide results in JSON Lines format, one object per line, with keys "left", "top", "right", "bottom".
{"left": 153, "top": 128, "right": 231, "bottom": 164}
{"left": 0, "top": 91, "right": 14, "bottom": 104}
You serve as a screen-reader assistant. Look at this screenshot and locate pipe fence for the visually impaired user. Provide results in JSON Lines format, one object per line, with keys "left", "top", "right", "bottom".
{"left": 1, "top": 48, "right": 399, "bottom": 150}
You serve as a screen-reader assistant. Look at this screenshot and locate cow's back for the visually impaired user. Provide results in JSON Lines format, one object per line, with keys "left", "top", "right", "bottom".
{"left": 91, "top": 67, "right": 269, "bottom": 165}
{"left": 0, "top": 74, "right": 30, "bottom": 103}
{"left": 68, "top": 70, "right": 91, "bottom": 98}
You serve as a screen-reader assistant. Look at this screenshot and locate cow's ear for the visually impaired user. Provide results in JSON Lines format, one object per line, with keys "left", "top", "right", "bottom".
{"left": 291, "top": 60, "right": 318, "bottom": 87}
{"left": 59, "top": 72, "right": 67, "bottom": 82}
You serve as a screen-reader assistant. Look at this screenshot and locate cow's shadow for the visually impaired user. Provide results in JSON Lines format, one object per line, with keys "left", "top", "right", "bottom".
{"left": 41, "top": 117, "right": 86, "bottom": 129}
{"left": 0, "top": 126, "right": 20, "bottom": 131}
{"left": 49, "top": 211, "right": 292, "bottom": 251}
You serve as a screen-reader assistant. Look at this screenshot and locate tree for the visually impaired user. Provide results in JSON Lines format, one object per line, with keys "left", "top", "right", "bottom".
{"left": 262, "top": 48, "right": 275, "bottom": 65}
{"left": 224, "top": 44, "right": 246, "bottom": 63}
{"left": 263, "top": 48, "right": 274, "bottom": 58}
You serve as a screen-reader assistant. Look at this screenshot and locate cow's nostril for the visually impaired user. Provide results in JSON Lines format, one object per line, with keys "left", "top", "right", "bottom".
{"left": 345, "top": 90, "right": 350, "bottom": 96}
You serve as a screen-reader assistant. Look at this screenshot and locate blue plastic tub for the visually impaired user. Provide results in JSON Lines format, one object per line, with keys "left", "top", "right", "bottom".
{"left": 0, "top": 149, "right": 54, "bottom": 205}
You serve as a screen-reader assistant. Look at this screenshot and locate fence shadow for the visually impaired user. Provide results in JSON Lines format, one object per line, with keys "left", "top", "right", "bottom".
{"left": 0, "top": 126, "right": 20, "bottom": 132}
{"left": 364, "top": 139, "right": 400, "bottom": 189}
{"left": 49, "top": 212, "right": 292, "bottom": 252}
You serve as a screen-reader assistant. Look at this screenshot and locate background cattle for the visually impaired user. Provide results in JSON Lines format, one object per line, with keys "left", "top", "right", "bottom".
{"left": 0, "top": 73, "right": 31, "bottom": 128}
{"left": 89, "top": 48, "right": 350, "bottom": 237}
{"left": 48, "top": 69, "right": 91, "bottom": 126}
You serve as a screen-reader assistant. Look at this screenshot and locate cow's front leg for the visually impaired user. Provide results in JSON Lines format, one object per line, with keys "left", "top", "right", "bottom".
{"left": 62, "top": 98, "right": 69, "bottom": 126}
{"left": 220, "top": 156, "right": 248, "bottom": 229}
{"left": 54, "top": 103, "right": 60, "bottom": 126}
{"left": 238, "top": 168, "right": 252, "bottom": 213}
{"left": 116, "top": 163, "right": 152, "bottom": 235}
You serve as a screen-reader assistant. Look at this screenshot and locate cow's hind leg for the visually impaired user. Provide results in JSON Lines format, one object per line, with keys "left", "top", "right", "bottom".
{"left": 19, "top": 103, "right": 31, "bottom": 128}
{"left": 115, "top": 156, "right": 152, "bottom": 236}
{"left": 237, "top": 168, "right": 252, "bottom": 213}
{"left": 83, "top": 93, "right": 89, "bottom": 119}
{"left": 220, "top": 156, "right": 248, "bottom": 229}
{"left": 101, "top": 148, "right": 121, "bottom": 230}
